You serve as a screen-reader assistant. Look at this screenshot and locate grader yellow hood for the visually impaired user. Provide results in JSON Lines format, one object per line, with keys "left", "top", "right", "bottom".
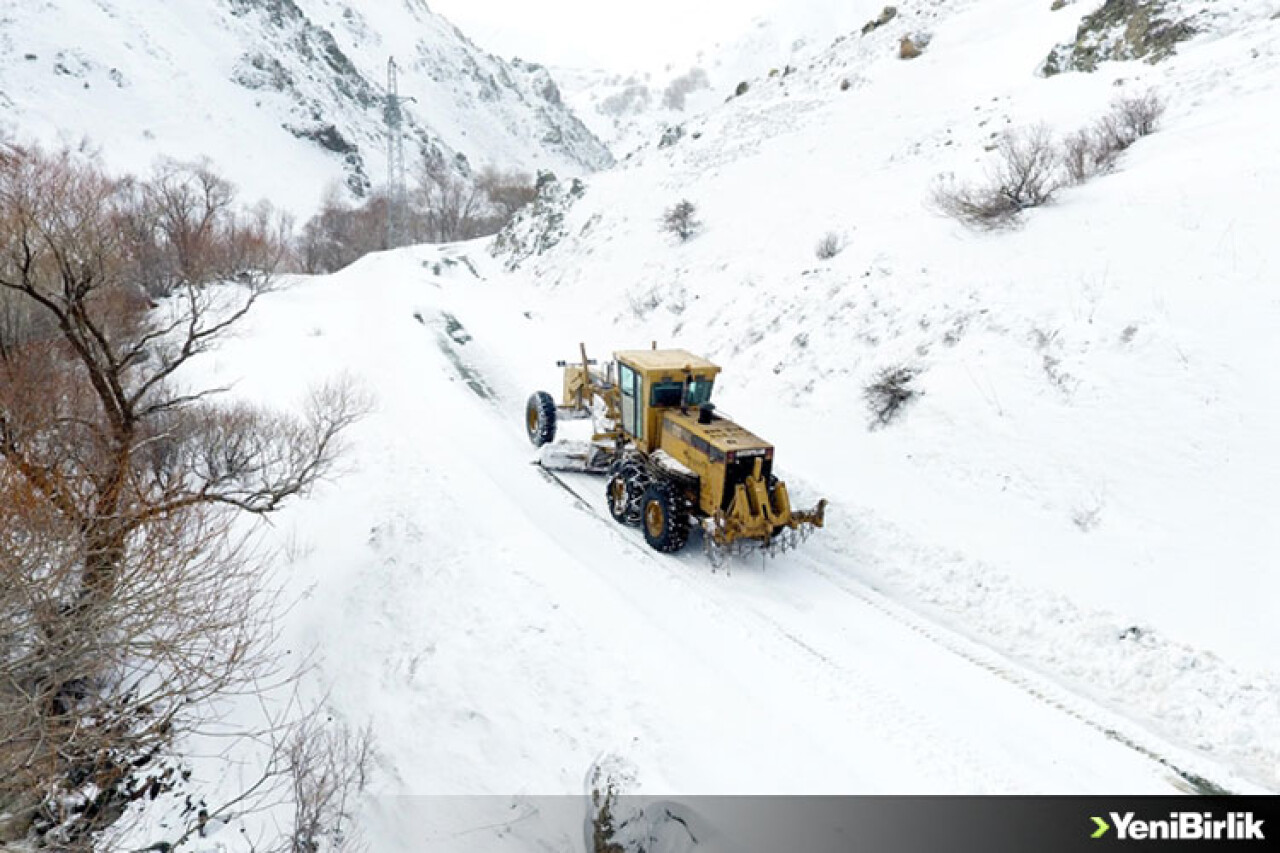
{"left": 656, "top": 408, "right": 826, "bottom": 550}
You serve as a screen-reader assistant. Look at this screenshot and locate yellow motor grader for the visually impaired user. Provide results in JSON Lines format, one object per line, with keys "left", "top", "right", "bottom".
{"left": 525, "top": 344, "right": 826, "bottom": 556}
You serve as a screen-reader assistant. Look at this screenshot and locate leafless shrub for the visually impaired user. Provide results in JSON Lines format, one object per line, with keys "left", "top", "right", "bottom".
{"left": 864, "top": 365, "right": 920, "bottom": 428}
{"left": 475, "top": 166, "right": 536, "bottom": 221}
{"left": 1112, "top": 89, "right": 1166, "bottom": 140}
{"left": 1072, "top": 501, "right": 1103, "bottom": 532}
{"left": 815, "top": 231, "right": 845, "bottom": 260}
{"left": 585, "top": 759, "right": 695, "bottom": 853}
{"left": 1090, "top": 91, "right": 1165, "bottom": 164}
{"left": 1066, "top": 89, "right": 1167, "bottom": 183}
{"left": 1091, "top": 112, "right": 1134, "bottom": 166}
{"left": 1060, "top": 127, "right": 1097, "bottom": 184}
{"left": 662, "top": 199, "right": 702, "bottom": 242}
{"left": 983, "top": 124, "right": 1061, "bottom": 205}
{"left": 0, "top": 142, "right": 366, "bottom": 848}
{"left": 931, "top": 177, "right": 1021, "bottom": 229}
{"left": 933, "top": 125, "right": 1062, "bottom": 229}
{"left": 287, "top": 719, "right": 374, "bottom": 853}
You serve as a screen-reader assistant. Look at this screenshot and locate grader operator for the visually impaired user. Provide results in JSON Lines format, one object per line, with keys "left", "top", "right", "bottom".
{"left": 525, "top": 345, "right": 826, "bottom": 556}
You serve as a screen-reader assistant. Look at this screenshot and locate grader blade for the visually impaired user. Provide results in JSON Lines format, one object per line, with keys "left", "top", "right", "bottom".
{"left": 536, "top": 440, "right": 613, "bottom": 474}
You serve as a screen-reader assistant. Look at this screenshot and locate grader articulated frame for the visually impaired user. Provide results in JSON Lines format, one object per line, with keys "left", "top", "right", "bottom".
{"left": 526, "top": 344, "right": 826, "bottom": 558}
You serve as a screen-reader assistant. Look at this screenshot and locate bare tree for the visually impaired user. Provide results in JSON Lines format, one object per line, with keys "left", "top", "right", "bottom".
{"left": 109, "top": 158, "right": 293, "bottom": 298}
{"left": 0, "top": 142, "right": 366, "bottom": 849}
{"left": 298, "top": 185, "right": 388, "bottom": 274}
{"left": 415, "top": 162, "right": 485, "bottom": 243}
{"left": 148, "top": 158, "right": 235, "bottom": 284}
{"left": 296, "top": 165, "right": 532, "bottom": 270}
{"left": 475, "top": 167, "right": 536, "bottom": 221}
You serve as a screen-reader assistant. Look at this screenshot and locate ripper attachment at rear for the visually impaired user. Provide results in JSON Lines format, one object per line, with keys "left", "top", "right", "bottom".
{"left": 525, "top": 344, "right": 827, "bottom": 558}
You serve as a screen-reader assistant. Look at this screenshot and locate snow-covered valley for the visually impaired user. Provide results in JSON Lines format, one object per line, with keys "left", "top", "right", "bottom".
{"left": 4, "top": 0, "right": 1280, "bottom": 849}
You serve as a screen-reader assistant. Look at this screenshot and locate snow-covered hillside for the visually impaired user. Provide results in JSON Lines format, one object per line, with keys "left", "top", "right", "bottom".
{"left": 554, "top": 0, "right": 903, "bottom": 157}
{"left": 27, "top": 0, "right": 1280, "bottom": 849}
{"left": 487, "top": 0, "right": 1280, "bottom": 787}
{"left": 0, "top": 0, "right": 612, "bottom": 215}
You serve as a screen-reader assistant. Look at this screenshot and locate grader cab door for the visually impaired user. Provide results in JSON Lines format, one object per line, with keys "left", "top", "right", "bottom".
{"left": 618, "top": 361, "right": 644, "bottom": 441}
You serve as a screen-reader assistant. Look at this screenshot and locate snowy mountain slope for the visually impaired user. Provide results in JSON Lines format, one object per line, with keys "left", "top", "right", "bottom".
{"left": 487, "top": 0, "right": 1280, "bottom": 786}
{"left": 0, "top": 0, "right": 611, "bottom": 215}
{"left": 157, "top": 247, "right": 1263, "bottom": 851}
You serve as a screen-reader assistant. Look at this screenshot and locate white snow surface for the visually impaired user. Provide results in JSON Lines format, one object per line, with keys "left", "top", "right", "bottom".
{"left": 100, "top": 0, "right": 1280, "bottom": 849}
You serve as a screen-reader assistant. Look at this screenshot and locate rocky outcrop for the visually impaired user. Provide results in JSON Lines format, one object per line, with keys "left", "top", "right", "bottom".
{"left": 490, "top": 173, "right": 586, "bottom": 271}
{"left": 862, "top": 6, "right": 899, "bottom": 36}
{"left": 1042, "top": 0, "right": 1198, "bottom": 76}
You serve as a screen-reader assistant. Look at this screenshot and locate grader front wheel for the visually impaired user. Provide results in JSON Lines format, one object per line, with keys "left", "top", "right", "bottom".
{"left": 525, "top": 391, "right": 557, "bottom": 446}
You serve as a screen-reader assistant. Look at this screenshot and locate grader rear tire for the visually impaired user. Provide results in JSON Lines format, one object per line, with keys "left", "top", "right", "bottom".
{"left": 525, "top": 391, "right": 557, "bottom": 446}
{"left": 640, "top": 481, "right": 690, "bottom": 554}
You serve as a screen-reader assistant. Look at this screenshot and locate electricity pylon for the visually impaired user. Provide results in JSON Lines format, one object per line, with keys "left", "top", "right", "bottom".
{"left": 384, "top": 57, "right": 415, "bottom": 249}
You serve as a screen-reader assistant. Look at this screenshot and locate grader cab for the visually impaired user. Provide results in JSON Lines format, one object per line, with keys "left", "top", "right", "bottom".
{"left": 525, "top": 345, "right": 826, "bottom": 557}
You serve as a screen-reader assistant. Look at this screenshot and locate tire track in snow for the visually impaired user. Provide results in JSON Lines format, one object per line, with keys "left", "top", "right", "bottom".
{"left": 786, "top": 553, "right": 1243, "bottom": 795}
{"left": 539, "top": 469, "right": 1019, "bottom": 791}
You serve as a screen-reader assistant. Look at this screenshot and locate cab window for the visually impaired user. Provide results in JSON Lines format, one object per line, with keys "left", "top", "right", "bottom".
{"left": 687, "top": 378, "right": 714, "bottom": 406}
{"left": 650, "top": 381, "right": 683, "bottom": 407}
